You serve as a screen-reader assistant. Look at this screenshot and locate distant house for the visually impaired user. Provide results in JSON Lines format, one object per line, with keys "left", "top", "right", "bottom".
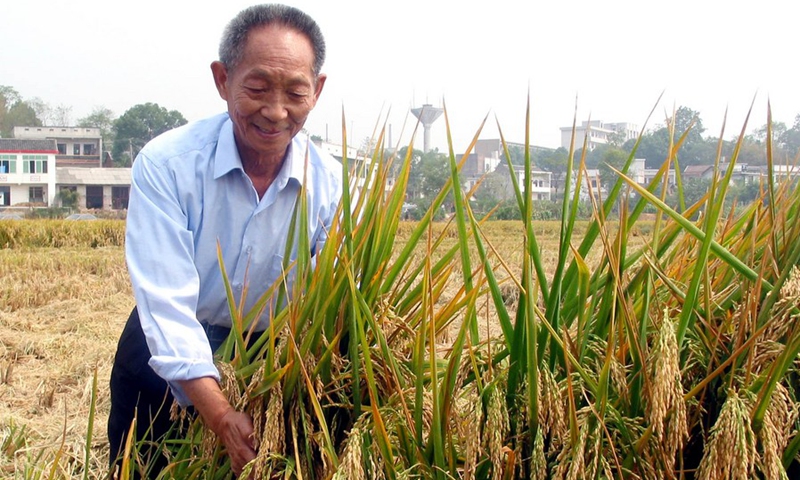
{"left": 770, "top": 164, "right": 800, "bottom": 182}
{"left": 578, "top": 168, "right": 603, "bottom": 201}
{"left": 632, "top": 158, "right": 676, "bottom": 189}
{"left": 493, "top": 163, "right": 552, "bottom": 201}
{"left": 56, "top": 167, "right": 131, "bottom": 210}
{"left": 683, "top": 163, "right": 762, "bottom": 185}
{"left": 313, "top": 139, "right": 375, "bottom": 190}
{"left": 14, "top": 125, "right": 103, "bottom": 168}
{"left": 683, "top": 165, "right": 716, "bottom": 180}
{"left": 474, "top": 138, "right": 553, "bottom": 166}
{"left": 8, "top": 126, "right": 132, "bottom": 212}
{"left": 559, "top": 121, "right": 638, "bottom": 151}
{"left": 0, "top": 138, "right": 58, "bottom": 207}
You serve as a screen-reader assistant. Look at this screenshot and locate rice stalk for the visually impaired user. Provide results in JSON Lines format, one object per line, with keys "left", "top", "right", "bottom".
{"left": 696, "top": 388, "right": 757, "bottom": 480}
{"left": 645, "top": 309, "right": 687, "bottom": 474}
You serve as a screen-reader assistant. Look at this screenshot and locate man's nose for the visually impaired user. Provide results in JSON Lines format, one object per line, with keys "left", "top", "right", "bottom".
{"left": 260, "top": 94, "right": 289, "bottom": 122}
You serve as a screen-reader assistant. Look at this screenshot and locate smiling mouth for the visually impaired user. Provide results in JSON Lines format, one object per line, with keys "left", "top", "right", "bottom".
{"left": 253, "top": 124, "right": 283, "bottom": 136}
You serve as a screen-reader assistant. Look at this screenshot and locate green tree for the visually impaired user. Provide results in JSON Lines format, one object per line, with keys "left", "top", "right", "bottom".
{"left": 623, "top": 106, "right": 714, "bottom": 168}
{"left": 750, "top": 121, "right": 787, "bottom": 145}
{"left": 78, "top": 106, "right": 116, "bottom": 147}
{"left": 395, "top": 146, "right": 452, "bottom": 212}
{"left": 598, "top": 147, "right": 628, "bottom": 188}
{"left": 607, "top": 129, "right": 628, "bottom": 148}
{"left": 537, "top": 147, "right": 569, "bottom": 169}
{"left": 112, "top": 103, "right": 187, "bottom": 166}
{"left": 395, "top": 146, "right": 423, "bottom": 199}
{"left": 720, "top": 135, "right": 766, "bottom": 166}
{"left": 57, "top": 188, "right": 79, "bottom": 210}
{"left": 779, "top": 114, "right": 800, "bottom": 158}
{"left": 475, "top": 169, "right": 513, "bottom": 215}
{"left": 416, "top": 149, "right": 449, "bottom": 201}
{"left": 0, "top": 86, "right": 43, "bottom": 137}
{"left": 673, "top": 106, "right": 705, "bottom": 140}
{"left": 505, "top": 144, "right": 526, "bottom": 166}
{"left": 668, "top": 177, "right": 711, "bottom": 213}
{"left": 536, "top": 147, "right": 569, "bottom": 193}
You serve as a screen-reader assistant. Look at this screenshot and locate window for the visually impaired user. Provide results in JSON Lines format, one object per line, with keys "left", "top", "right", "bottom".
{"left": 0, "top": 186, "right": 9, "bottom": 206}
{"left": 57, "top": 143, "right": 67, "bottom": 155}
{"left": 83, "top": 143, "right": 96, "bottom": 155}
{"left": 29, "top": 186, "right": 45, "bottom": 204}
{"left": 0, "top": 155, "right": 17, "bottom": 174}
{"left": 112, "top": 186, "right": 129, "bottom": 209}
{"left": 73, "top": 144, "right": 81, "bottom": 155}
{"left": 22, "top": 155, "right": 47, "bottom": 174}
{"left": 86, "top": 185, "right": 103, "bottom": 209}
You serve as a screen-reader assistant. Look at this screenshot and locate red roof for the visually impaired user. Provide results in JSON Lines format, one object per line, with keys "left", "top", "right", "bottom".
{"left": 0, "top": 149, "right": 58, "bottom": 154}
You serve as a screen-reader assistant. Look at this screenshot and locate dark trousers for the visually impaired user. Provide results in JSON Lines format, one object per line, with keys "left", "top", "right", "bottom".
{"left": 108, "top": 307, "right": 232, "bottom": 478}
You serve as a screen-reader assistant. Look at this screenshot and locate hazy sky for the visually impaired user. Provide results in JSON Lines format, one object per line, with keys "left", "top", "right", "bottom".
{"left": 3, "top": 0, "right": 798, "bottom": 152}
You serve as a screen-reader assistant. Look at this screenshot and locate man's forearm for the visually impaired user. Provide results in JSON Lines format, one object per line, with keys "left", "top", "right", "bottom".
{"left": 177, "top": 377, "right": 233, "bottom": 432}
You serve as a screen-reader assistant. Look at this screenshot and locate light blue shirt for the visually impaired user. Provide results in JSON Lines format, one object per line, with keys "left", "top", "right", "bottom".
{"left": 125, "top": 113, "right": 342, "bottom": 405}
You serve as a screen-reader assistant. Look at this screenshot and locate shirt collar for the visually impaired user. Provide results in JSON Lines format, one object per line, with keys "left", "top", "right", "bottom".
{"left": 213, "top": 118, "right": 242, "bottom": 179}
{"left": 213, "top": 117, "right": 309, "bottom": 188}
{"left": 282, "top": 135, "right": 309, "bottom": 187}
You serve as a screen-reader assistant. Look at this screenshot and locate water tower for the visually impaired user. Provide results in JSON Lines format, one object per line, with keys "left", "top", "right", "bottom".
{"left": 411, "top": 104, "right": 443, "bottom": 153}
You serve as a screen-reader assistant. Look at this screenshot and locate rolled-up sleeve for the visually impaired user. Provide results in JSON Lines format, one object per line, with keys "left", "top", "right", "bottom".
{"left": 126, "top": 153, "right": 219, "bottom": 406}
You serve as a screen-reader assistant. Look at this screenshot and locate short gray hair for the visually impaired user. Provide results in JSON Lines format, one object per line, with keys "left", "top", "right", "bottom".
{"left": 219, "top": 4, "right": 326, "bottom": 76}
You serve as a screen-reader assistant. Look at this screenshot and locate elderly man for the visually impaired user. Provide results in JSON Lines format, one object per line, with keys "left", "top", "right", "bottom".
{"left": 108, "top": 4, "right": 341, "bottom": 477}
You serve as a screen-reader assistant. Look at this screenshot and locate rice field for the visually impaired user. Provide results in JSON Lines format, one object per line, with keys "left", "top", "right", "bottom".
{"left": 1, "top": 106, "right": 799, "bottom": 479}
{"left": 0, "top": 222, "right": 547, "bottom": 473}
{"left": 0, "top": 221, "right": 647, "bottom": 478}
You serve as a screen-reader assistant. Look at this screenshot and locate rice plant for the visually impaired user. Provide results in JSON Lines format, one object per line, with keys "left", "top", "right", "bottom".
{"left": 114, "top": 100, "right": 800, "bottom": 479}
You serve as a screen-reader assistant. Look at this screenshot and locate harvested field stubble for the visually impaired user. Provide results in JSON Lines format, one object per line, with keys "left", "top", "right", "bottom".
{"left": 0, "top": 245, "right": 132, "bottom": 477}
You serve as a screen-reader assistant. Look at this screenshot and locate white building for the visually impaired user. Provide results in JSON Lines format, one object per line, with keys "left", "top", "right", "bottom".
{"left": 56, "top": 167, "right": 132, "bottom": 210}
{"left": 0, "top": 139, "right": 58, "bottom": 207}
{"left": 560, "top": 120, "right": 639, "bottom": 151}
{"left": 314, "top": 139, "right": 375, "bottom": 191}
{"left": 14, "top": 125, "right": 104, "bottom": 168}
{"left": 632, "top": 158, "right": 676, "bottom": 188}
{"left": 770, "top": 164, "right": 800, "bottom": 182}
{"left": 506, "top": 164, "right": 552, "bottom": 201}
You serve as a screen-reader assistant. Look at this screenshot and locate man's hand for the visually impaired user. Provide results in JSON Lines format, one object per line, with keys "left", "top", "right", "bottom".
{"left": 178, "top": 377, "right": 257, "bottom": 476}
{"left": 214, "top": 409, "right": 257, "bottom": 475}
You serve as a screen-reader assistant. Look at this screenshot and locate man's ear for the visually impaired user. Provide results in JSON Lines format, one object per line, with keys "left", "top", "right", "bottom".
{"left": 210, "top": 61, "right": 229, "bottom": 101}
{"left": 311, "top": 73, "right": 327, "bottom": 107}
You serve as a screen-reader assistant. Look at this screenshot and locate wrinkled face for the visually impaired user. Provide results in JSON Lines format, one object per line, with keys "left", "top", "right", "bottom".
{"left": 212, "top": 24, "right": 326, "bottom": 164}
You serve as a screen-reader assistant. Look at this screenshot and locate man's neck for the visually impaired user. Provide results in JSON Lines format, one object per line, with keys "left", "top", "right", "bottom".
{"left": 239, "top": 148, "right": 287, "bottom": 199}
